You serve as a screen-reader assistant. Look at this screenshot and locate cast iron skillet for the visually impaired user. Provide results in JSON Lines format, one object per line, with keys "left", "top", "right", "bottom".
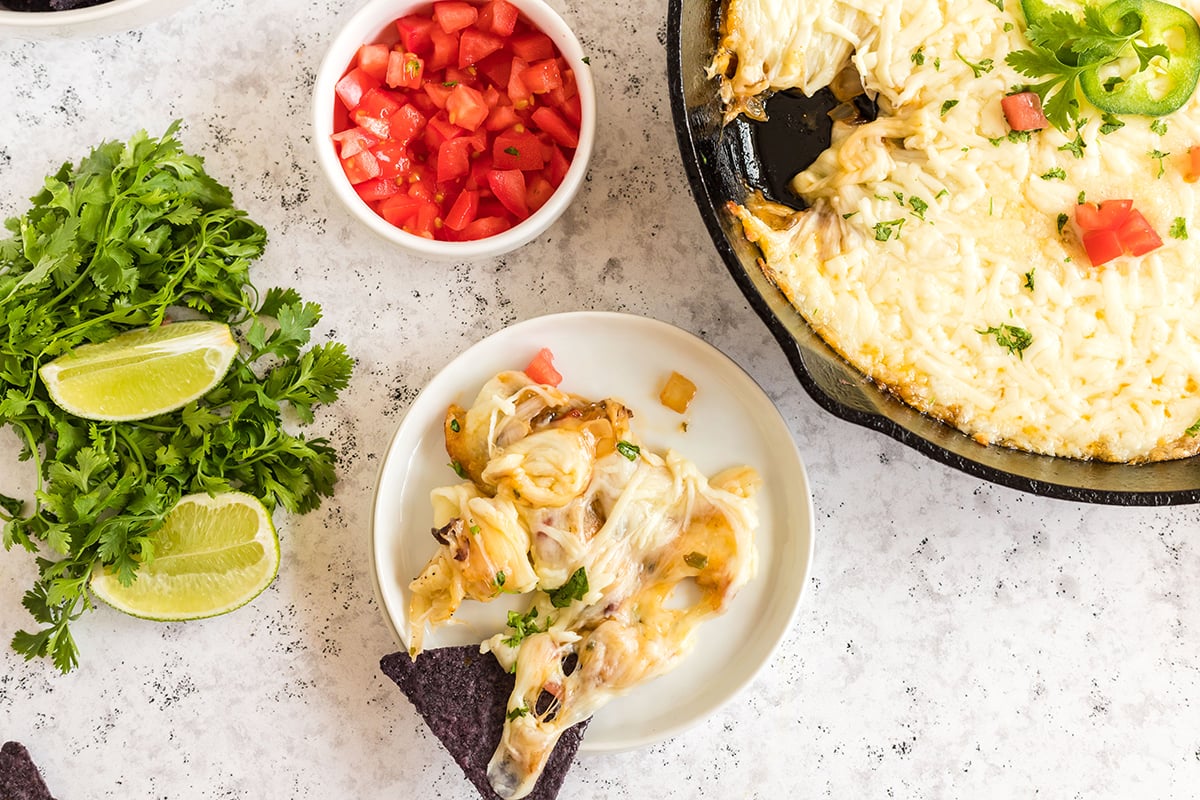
{"left": 666, "top": 0, "right": 1200, "bottom": 505}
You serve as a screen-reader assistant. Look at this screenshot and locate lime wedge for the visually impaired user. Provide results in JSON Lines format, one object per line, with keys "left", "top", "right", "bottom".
{"left": 38, "top": 321, "right": 239, "bottom": 421}
{"left": 90, "top": 492, "right": 279, "bottom": 621}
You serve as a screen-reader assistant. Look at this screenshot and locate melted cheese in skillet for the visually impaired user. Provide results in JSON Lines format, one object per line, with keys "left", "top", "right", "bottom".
{"left": 716, "top": 0, "right": 1200, "bottom": 461}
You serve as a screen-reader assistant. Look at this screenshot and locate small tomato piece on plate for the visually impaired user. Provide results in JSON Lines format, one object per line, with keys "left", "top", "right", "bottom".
{"left": 524, "top": 348, "right": 562, "bottom": 386}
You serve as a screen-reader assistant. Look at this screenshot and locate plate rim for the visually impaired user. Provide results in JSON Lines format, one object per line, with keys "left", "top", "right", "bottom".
{"left": 368, "top": 309, "right": 815, "bottom": 752}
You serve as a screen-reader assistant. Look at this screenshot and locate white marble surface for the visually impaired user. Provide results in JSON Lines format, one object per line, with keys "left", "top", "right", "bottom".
{"left": 1, "top": 1, "right": 1199, "bottom": 798}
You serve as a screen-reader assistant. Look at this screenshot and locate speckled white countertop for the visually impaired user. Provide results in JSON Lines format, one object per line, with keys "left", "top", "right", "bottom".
{"left": 1, "top": 1, "right": 1199, "bottom": 798}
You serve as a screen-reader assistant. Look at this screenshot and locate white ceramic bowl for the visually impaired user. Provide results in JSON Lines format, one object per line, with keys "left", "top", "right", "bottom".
{"left": 313, "top": 0, "right": 596, "bottom": 261}
{"left": 0, "top": 0, "right": 196, "bottom": 38}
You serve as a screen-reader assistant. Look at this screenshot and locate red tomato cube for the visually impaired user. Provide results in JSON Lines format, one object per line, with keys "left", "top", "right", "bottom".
{"left": 510, "top": 30, "right": 555, "bottom": 62}
{"left": 530, "top": 106, "right": 578, "bottom": 148}
{"left": 1117, "top": 210, "right": 1163, "bottom": 257}
{"left": 396, "top": 15, "right": 436, "bottom": 55}
{"left": 493, "top": 129, "right": 545, "bottom": 170}
{"left": 459, "top": 28, "right": 505, "bottom": 69}
{"left": 387, "top": 51, "right": 424, "bottom": 89}
{"left": 460, "top": 215, "right": 512, "bottom": 240}
{"left": 1000, "top": 91, "right": 1048, "bottom": 132}
{"left": 433, "top": 1, "right": 478, "bottom": 33}
{"left": 335, "top": 68, "right": 381, "bottom": 111}
{"left": 487, "top": 168, "right": 529, "bottom": 218}
{"left": 341, "top": 149, "right": 381, "bottom": 185}
{"left": 437, "top": 136, "right": 474, "bottom": 183}
{"left": 331, "top": 127, "right": 379, "bottom": 158}
{"left": 445, "top": 188, "right": 480, "bottom": 231}
{"left": 1082, "top": 228, "right": 1123, "bottom": 266}
{"left": 520, "top": 59, "right": 563, "bottom": 94}
{"left": 480, "top": 0, "right": 519, "bottom": 36}
{"left": 446, "top": 83, "right": 489, "bottom": 130}
{"left": 428, "top": 25, "right": 460, "bottom": 70}
{"left": 357, "top": 44, "right": 391, "bottom": 81}
{"left": 355, "top": 177, "right": 402, "bottom": 202}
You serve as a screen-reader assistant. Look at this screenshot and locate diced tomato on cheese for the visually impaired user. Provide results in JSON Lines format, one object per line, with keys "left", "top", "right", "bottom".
{"left": 1001, "top": 91, "right": 1048, "bottom": 132}
{"left": 1075, "top": 199, "right": 1163, "bottom": 266}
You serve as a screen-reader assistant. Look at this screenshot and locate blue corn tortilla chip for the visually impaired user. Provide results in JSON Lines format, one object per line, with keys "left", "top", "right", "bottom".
{"left": 0, "top": 742, "right": 55, "bottom": 800}
{"left": 380, "top": 646, "right": 588, "bottom": 800}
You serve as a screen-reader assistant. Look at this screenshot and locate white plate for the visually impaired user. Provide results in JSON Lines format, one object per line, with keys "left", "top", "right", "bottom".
{"left": 370, "top": 311, "right": 814, "bottom": 752}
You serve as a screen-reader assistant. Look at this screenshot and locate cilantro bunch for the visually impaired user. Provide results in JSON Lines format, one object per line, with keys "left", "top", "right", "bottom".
{"left": 0, "top": 122, "right": 353, "bottom": 672}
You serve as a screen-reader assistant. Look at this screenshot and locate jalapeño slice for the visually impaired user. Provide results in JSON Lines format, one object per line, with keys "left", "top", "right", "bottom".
{"left": 1078, "top": 0, "right": 1200, "bottom": 117}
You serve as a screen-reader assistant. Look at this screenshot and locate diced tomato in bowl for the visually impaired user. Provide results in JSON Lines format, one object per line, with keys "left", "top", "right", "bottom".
{"left": 313, "top": 0, "right": 595, "bottom": 260}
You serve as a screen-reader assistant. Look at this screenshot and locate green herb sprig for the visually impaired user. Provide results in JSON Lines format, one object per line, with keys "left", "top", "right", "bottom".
{"left": 0, "top": 123, "right": 353, "bottom": 672}
{"left": 1006, "top": 6, "right": 1172, "bottom": 131}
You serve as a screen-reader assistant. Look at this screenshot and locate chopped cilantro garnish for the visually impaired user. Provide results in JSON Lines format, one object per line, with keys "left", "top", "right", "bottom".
{"left": 1040, "top": 167, "right": 1067, "bottom": 180}
{"left": 1099, "top": 113, "right": 1125, "bottom": 135}
{"left": 547, "top": 567, "right": 588, "bottom": 608}
{"left": 503, "top": 608, "right": 544, "bottom": 647}
{"left": 1149, "top": 149, "right": 1170, "bottom": 178}
{"left": 940, "top": 99, "right": 959, "bottom": 116}
{"left": 956, "top": 50, "right": 994, "bottom": 78}
{"left": 616, "top": 440, "right": 640, "bottom": 460}
{"left": 978, "top": 323, "right": 1033, "bottom": 358}
{"left": 873, "top": 218, "right": 905, "bottom": 241}
{"left": 1170, "top": 217, "right": 1188, "bottom": 239}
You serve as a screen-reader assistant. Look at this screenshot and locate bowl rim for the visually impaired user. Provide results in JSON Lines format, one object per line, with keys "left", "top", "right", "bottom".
{"left": 664, "top": 0, "right": 1200, "bottom": 506}
{"left": 312, "top": 0, "right": 596, "bottom": 260}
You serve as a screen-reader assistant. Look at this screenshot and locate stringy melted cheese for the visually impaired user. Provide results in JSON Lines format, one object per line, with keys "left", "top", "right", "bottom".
{"left": 407, "top": 372, "right": 759, "bottom": 799}
{"left": 715, "top": 0, "right": 1200, "bottom": 462}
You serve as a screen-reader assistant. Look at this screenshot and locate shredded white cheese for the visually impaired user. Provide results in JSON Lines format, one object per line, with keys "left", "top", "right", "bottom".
{"left": 721, "top": 0, "right": 1200, "bottom": 461}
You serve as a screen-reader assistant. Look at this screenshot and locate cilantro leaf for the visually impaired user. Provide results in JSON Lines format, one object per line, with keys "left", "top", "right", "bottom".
{"left": 547, "top": 567, "right": 589, "bottom": 608}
